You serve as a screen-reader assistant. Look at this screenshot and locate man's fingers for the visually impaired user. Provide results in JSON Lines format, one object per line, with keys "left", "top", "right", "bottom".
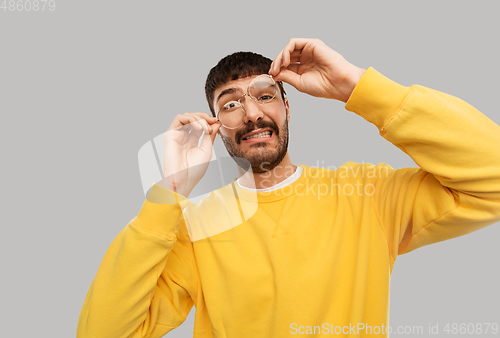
{"left": 209, "top": 122, "right": 221, "bottom": 143}
{"left": 195, "top": 116, "right": 212, "bottom": 134}
{"left": 289, "top": 53, "right": 302, "bottom": 64}
{"left": 169, "top": 112, "right": 217, "bottom": 133}
{"left": 198, "top": 121, "right": 220, "bottom": 156}
{"left": 270, "top": 38, "right": 313, "bottom": 75}
{"left": 183, "top": 112, "right": 217, "bottom": 121}
{"left": 186, "top": 113, "right": 217, "bottom": 134}
{"left": 282, "top": 38, "right": 312, "bottom": 66}
{"left": 170, "top": 115, "right": 204, "bottom": 132}
{"left": 271, "top": 54, "right": 302, "bottom": 74}
{"left": 167, "top": 112, "right": 221, "bottom": 152}
{"left": 273, "top": 68, "right": 302, "bottom": 91}
{"left": 199, "top": 122, "right": 220, "bottom": 156}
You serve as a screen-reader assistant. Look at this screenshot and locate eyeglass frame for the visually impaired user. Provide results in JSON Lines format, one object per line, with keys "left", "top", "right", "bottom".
{"left": 216, "top": 74, "right": 287, "bottom": 130}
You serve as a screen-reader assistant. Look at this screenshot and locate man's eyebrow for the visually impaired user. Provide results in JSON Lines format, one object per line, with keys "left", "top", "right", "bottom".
{"left": 216, "top": 88, "right": 241, "bottom": 105}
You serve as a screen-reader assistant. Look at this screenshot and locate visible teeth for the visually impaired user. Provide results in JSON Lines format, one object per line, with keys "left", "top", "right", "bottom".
{"left": 245, "top": 131, "right": 271, "bottom": 140}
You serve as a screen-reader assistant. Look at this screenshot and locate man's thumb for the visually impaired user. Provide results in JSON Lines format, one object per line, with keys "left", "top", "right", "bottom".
{"left": 273, "top": 69, "right": 301, "bottom": 92}
{"left": 210, "top": 123, "right": 221, "bottom": 144}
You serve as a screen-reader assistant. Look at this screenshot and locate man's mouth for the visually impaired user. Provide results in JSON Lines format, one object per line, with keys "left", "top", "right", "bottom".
{"left": 242, "top": 129, "right": 273, "bottom": 141}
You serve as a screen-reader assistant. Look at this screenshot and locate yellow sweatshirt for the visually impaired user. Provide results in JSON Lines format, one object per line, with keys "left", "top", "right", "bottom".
{"left": 77, "top": 68, "right": 500, "bottom": 337}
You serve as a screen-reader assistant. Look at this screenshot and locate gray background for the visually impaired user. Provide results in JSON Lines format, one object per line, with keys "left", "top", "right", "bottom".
{"left": 1, "top": 1, "right": 499, "bottom": 337}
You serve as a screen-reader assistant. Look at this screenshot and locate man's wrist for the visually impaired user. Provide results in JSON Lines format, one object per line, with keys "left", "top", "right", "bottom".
{"left": 344, "top": 67, "right": 412, "bottom": 131}
{"left": 341, "top": 67, "right": 367, "bottom": 103}
{"left": 156, "top": 175, "right": 192, "bottom": 198}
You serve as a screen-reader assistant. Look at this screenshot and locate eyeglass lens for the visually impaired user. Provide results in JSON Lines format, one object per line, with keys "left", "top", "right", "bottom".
{"left": 218, "top": 75, "right": 277, "bottom": 129}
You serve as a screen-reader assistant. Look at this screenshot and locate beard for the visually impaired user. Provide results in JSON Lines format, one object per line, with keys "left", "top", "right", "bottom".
{"left": 220, "top": 118, "right": 289, "bottom": 174}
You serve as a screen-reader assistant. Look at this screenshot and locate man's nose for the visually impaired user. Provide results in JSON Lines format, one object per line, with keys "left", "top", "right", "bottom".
{"left": 242, "top": 98, "right": 264, "bottom": 124}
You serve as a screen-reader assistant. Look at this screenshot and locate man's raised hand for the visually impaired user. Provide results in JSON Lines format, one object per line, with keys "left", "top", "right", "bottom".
{"left": 158, "top": 112, "right": 221, "bottom": 197}
{"left": 268, "top": 38, "right": 366, "bottom": 103}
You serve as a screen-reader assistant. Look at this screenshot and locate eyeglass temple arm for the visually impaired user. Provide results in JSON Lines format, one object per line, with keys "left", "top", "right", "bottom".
{"left": 268, "top": 74, "right": 286, "bottom": 96}
{"left": 277, "top": 81, "right": 286, "bottom": 96}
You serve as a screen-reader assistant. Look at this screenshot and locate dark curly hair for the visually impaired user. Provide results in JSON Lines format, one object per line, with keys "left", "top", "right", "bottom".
{"left": 205, "top": 51, "right": 286, "bottom": 117}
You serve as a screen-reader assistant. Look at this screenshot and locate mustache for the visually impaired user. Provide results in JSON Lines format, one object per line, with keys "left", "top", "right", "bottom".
{"left": 236, "top": 120, "right": 279, "bottom": 144}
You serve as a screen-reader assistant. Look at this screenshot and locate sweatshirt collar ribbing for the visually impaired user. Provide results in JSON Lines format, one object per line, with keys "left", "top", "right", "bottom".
{"left": 231, "top": 164, "right": 309, "bottom": 203}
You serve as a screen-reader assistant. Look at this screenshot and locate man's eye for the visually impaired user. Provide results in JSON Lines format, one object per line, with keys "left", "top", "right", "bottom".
{"left": 223, "top": 101, "right": 239, "bottom": 111}
{"left": 258, "top": 95, "right": 273, "bottom": 101}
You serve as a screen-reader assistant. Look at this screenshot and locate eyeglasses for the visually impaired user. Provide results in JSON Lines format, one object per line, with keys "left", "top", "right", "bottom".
{"left": 216, "top": 74, "right": 286, "bottom": 129}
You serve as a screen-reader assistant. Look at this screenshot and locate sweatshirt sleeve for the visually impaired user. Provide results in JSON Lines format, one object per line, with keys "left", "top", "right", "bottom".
{"left": 77, "top": 183, "right": 198, "bottom": 338}
{"left": 345, "top": 67, "right": 500, "bottom": 257}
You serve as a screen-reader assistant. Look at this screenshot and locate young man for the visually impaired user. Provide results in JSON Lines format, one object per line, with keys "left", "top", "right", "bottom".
{"left": 77, "top": 38, "right": 500, "bottom": 337}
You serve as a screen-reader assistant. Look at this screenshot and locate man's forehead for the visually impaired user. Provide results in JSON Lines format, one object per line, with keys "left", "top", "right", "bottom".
{"left": 217, "top": 75, "right": 261, "bottom": 91}
{"left": 214, "top": 75, "right": 262, "bottom": 99}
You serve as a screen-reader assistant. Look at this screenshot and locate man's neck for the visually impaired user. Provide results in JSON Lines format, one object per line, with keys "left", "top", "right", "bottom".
{"left": 238, "top": 153, "right": 297, "bottom": 190}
